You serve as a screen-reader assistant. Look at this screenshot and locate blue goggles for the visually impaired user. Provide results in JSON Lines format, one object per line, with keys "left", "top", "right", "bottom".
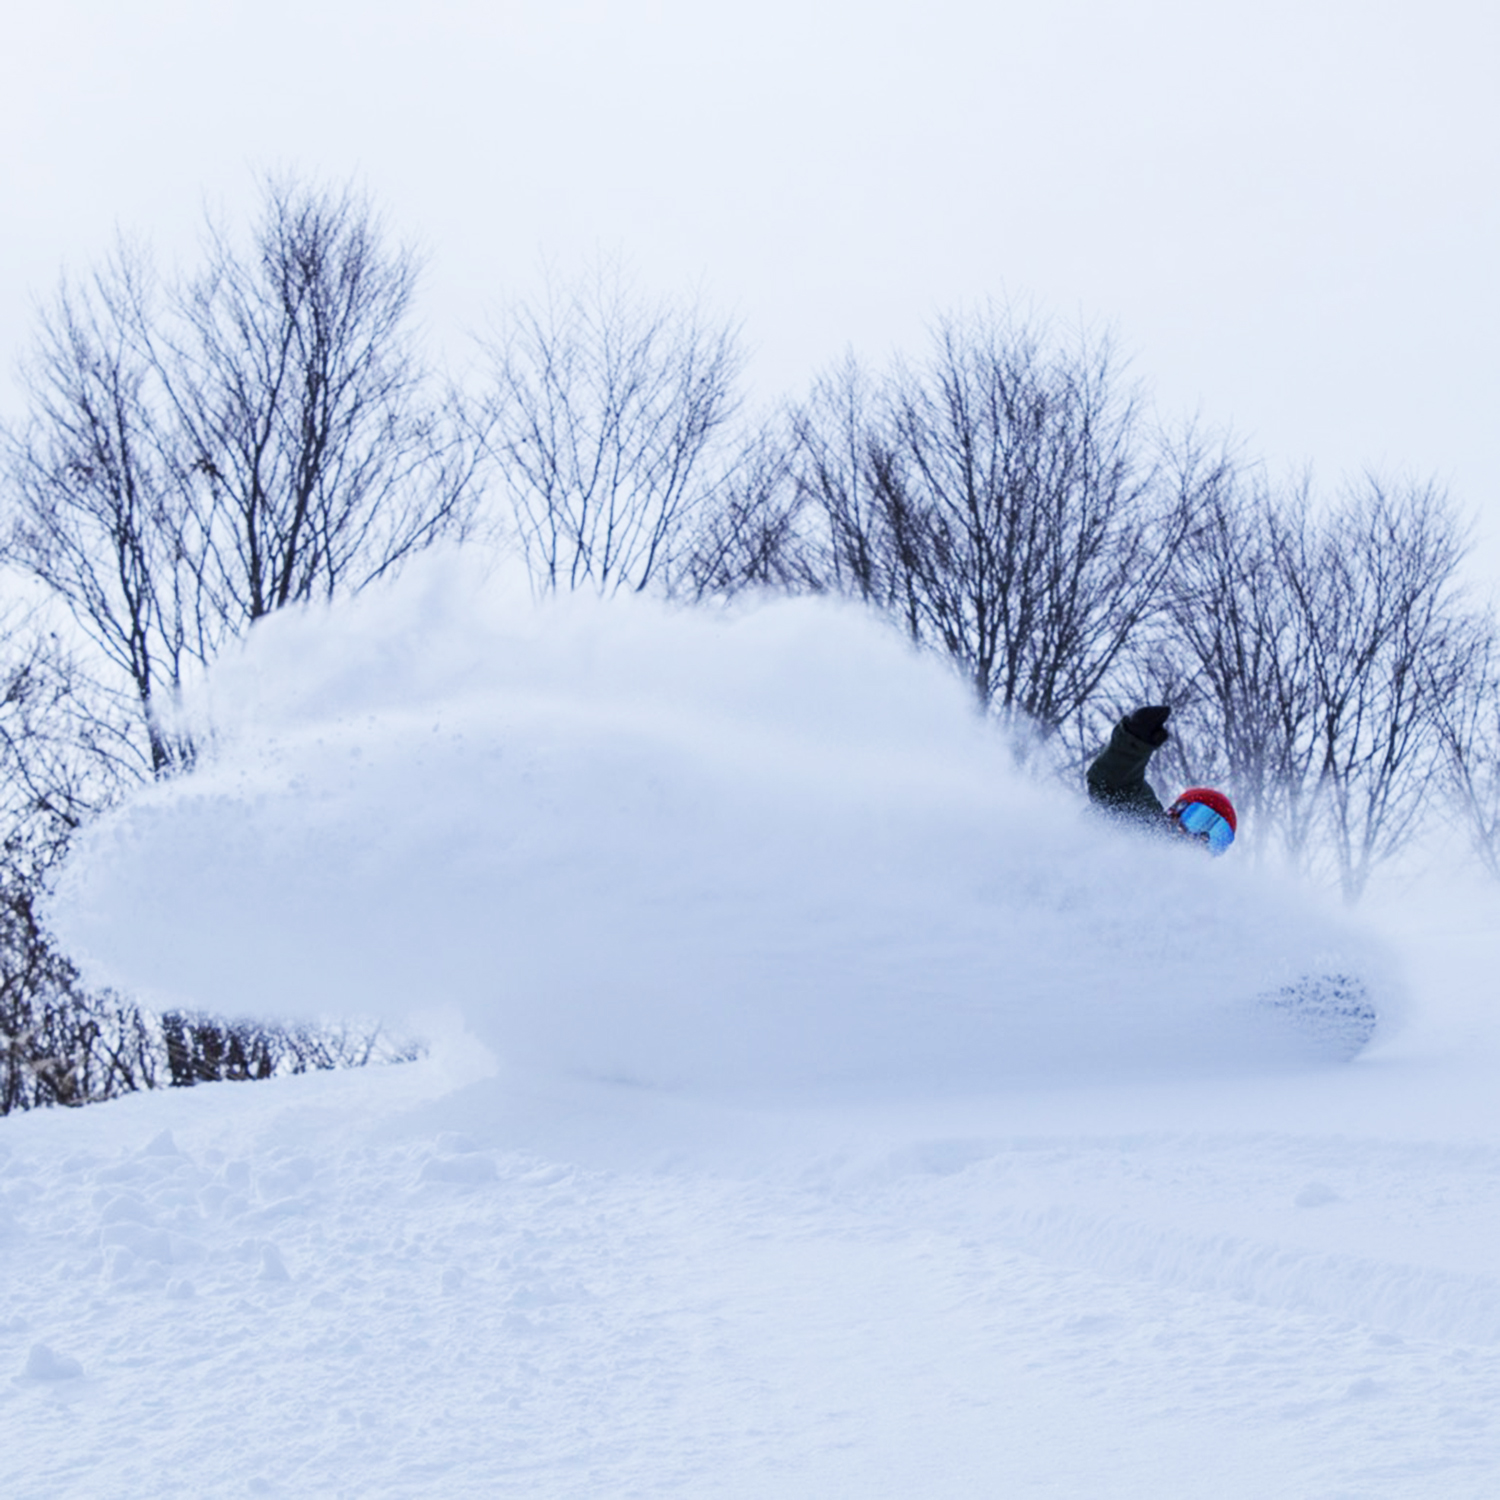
{"left": 1175, "top": 800, "right": 1235, "bottom": 854}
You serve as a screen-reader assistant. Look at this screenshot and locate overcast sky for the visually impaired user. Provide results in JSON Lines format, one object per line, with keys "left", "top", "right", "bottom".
{"left": 5, "top": 0, "right": 1498, "bottom": 571}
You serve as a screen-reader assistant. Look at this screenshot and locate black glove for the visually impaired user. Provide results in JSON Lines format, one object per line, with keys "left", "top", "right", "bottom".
{"left": 1122, "top": 704, "right": 1171, "bottom": 747}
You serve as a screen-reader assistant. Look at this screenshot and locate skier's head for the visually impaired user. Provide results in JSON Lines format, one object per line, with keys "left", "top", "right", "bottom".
{"left": 1167, "top": 788, "right": 1237, "bottom": 855}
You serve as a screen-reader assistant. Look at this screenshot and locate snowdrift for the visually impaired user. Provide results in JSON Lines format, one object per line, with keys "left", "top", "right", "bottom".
{"left": 52, "top": 553, "right": 1396, "bottom": 1096}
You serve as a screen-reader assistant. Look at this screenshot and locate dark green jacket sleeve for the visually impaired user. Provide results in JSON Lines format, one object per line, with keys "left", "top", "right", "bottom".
{"left": 1086, "top": 719, "right": 1166, "bottom": 824}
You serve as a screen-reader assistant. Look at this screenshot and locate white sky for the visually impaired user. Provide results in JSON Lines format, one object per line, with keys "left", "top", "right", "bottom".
{"left": 5, "top": 0, "right": 1498, "bottom": 571}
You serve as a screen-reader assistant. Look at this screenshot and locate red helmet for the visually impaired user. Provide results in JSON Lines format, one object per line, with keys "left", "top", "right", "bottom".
{"left": 1168, "top": 787, "right": 1238, "bottom": 859}
{"left": 1170, "top": 787, "right": 1236, "bottom": 832}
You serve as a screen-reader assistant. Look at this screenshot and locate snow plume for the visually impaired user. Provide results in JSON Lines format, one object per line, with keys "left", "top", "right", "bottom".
{"left": 52, "top": 552, "right": 1396, "bottom": 1098}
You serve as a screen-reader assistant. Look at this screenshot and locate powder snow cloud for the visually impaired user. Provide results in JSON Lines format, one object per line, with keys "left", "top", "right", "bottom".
{"left": 52, "top": 550, "right": 1396, "bottom": 1097}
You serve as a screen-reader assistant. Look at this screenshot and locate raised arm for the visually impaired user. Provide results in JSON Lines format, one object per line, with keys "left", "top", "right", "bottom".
{"left": 1086, "top": 705, "right": 1171, "bottom": 823}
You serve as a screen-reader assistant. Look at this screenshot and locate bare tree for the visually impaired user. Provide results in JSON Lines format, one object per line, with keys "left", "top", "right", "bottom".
{"left": 0, "top": 875, "right": 162, "bottom": 1114}
{"left": 675, "top": 422, "right": 825, "bottom": 600}
{"left": 1437, "top": 626, "right": 1500, "bottom": 880}
{"left": 162, "top": 179, "right": 479, "bottom": 621}
{"left": 5, "top": 176, "right": 480, "bottom": 777}
{"left": 0, "top": 622, "right": 142, "bottom": 883}
{"left": 5, "top": 254, "right": 206, "bottom": 774}
{"left": 790, "top": 354, "right": 887, "bottom": 604}
{"left": 0, "top": 614, "right": 161, "bottom": 1113}
{"left": 481, "top": 264, "right": 744, "bottom": 596}
{"left": 1143, "top": 468, "right": 1324, "bottom": 863}
{"left": 1150, "top": 472, "right": 1482, "bottom": 895}
{"left": 793, "top": 312, "right": 1201, "bottom": 743}
{"left": 1288, "top": 479, "right": 1480, "bottom": 899}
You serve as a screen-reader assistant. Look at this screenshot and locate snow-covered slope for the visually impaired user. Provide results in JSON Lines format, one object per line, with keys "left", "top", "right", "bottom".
{"left": 7, "top": 554, "right": 1500, "bottom": 1497}
{"left": 8, "top": 1026, "right": 1500, "bottom": 1498}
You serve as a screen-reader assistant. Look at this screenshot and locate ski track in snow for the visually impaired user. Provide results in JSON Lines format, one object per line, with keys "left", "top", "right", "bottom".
{"left": 5, "top": 1058, "right": 1500, "bottom": 1499}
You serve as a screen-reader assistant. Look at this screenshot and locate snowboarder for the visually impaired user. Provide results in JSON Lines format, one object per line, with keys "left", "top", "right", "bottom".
{"left": 1087, "top": 704, "right": 1237, "bottom": 855}
{"left": 1088, "top": 707, "right": 1380, "bottom": 1056}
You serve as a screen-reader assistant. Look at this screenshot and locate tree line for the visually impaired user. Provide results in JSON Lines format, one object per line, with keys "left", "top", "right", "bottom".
{"left": 482, "top": 275, "right": 1491, "bottom": 902}
{"left": 0, "top": 176, "right": 1494, "bottom": 1107}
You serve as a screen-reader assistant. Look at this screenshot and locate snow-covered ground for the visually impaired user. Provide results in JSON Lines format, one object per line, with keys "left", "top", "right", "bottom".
{"left": 7, "top": 558, "right": 1500, "bottom": 1497}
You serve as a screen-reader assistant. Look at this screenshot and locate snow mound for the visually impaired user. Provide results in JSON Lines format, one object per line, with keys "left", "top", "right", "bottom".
{"left": 52, "top": 552, "right": 1395, "bottom": 1097}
